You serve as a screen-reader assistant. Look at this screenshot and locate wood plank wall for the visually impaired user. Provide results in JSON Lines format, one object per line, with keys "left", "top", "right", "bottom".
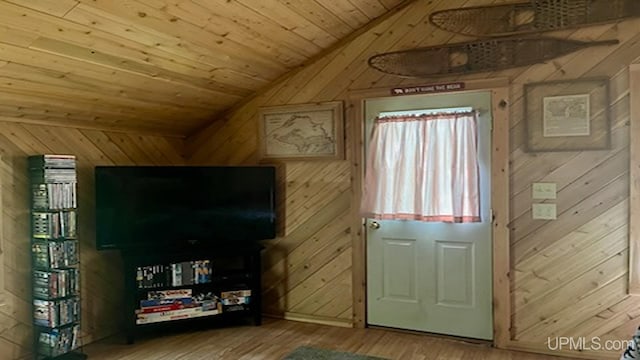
{"left": 0, "top": 123, "right": 184, "bottom": 359}
{"left": 187, "top": 0, "right": 640, "bottom": 358}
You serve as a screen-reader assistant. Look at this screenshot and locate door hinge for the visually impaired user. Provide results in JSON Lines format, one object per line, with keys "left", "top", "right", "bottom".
{"left": 490, "top": 208, "right": 495, "bottom": 223}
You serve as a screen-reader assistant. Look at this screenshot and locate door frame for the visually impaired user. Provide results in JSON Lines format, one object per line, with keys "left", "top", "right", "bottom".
{"left": 347, "top": 78, "right": 511, "bottom": 348}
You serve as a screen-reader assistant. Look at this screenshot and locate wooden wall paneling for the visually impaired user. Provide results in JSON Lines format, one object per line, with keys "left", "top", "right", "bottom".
{"left": 189, "top": 0, "right": 324, "bottom": 58}
{"left": 284, "top": 167, "right": 350, "bottom": 234}
{"left": 283, "top": 183, "right": 351, "bottom": 236}
{"left": 513, "top": 173, "right": 628, "bottom": 264}
{"left": 184, "top": 0, "right": 418, "bottom": 161}
{"left": 629, "top": 64, "right": 640, "bottom": 294}
{"left": 312, "top": 0, "right": 463, "bottom": 101}
{"left": 0, "top": 87, "right": 209, "bottom": 136}
{"left": 507, "top": 27, "right": 620, "bottom": 157}
{"left": 0, "top": 0, "right": 411, "bottom": 138}
{"left": 103, "top": 132, "right": 164, "bottom": 165}
{"left": 45, "top": 128, "right": 110, "bottom": 163}
{"left": 517, "top": 275, "right": 627, "bottom": 341}
{"left": 509, "top": 20, "right": 639, "bottom": 137}
{"left": 264, "top": 206, "right": 351, "bottom": 291}
{"left": 0, "top": 63, "right": 231, "bottom": 110}
{"left": 347, "top": 0, "right": 484, "bottom": 92}
{"left": 76, "top": 130, "right": 137, "bottom": 165}
{"left": 140, "top": 136, "right": 184, "bottom": 165}
{"left": 513, "top": 200, "right": 627, "bottom": 274}
{"left": 0, "top": 50, "right": 232, "bottom": 126}
{"left": 288, "top": 242, "right": 352, "bottom": 315}
{"left": 313, "top": 271, "right": 353, "bottom": 319}
{"left": 272, "top": 0, "right": 353, "bottom": 39}
{"left": 72, "top": 0, "right": 288, "bottom": 73}
{"left": 261, "top": 193, "right": 352, "bottom": 304}
{"left": 314, "top": 0, "right": 370, "bottom": 28}
{"left": 0, "top": 43, "right": 238, "bottom": 111}
{"left": 509, "top": 88, "right": 629, "bottom": 224}
{"left": 306, "top": 0, "right": 470, "bottom": 101}
{"left": 276, "top": 227, "right": 351, "bottom": 305}
{"left": 284, "top": 248, "right": 352, "bottom": 311}
{"left": 0, "top": 1, "right": 268, "bottom": 79}
{"left": 262, "top": 193, "right": 352, "bottom": 290}
{"left": 186, "top": 80, "right": 289, "bottom": 164}
{"left": 514, "top": 241, "right": 627, "bottom": 333}
{"left": 510, "top": 134, "right": 626, "bottom": 220}
{"left": 28, "top": 38, "right": 245, "bottom": 101}
{"left": 348, "top": 0, "right": 387, "bottom": 19}
{"left": 5, "top": 0, "right": 79, "bottom": 17}
{"left": 232, "top": 1, "right": 339, "bottom": 48}
{"left": 286, "top": 7, "right": 414, "bottom": 104}
{"left": 573, "top": 296, "right": 639, "bottom": 339}
{"left": 0, "top": 24, "right": 38, "bottom": 48}
{"left": 507, "top": 23, "right": 620, "bottom": 108}
{"left": 508, "top": 47, "right": 623, "bottom": 176}
{"left": 512, "top": 204, "right": 628, "bottom": 308}
{"left": 511, "top": 146, "right": 628, "bottom": 244}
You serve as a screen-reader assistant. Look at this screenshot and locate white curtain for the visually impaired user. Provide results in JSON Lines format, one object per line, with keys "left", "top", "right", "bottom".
{"left": 361, "top": 111, "right": 480, "bottom": 223}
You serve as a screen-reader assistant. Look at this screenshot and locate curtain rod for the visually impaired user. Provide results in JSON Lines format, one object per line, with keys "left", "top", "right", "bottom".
{"left": 378, "top": 107, "right": 475, "bottom": 117}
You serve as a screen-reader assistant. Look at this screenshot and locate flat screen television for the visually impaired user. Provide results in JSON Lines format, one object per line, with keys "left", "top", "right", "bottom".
{"left": 95, "top": 166, "right": 276, "bottom": 251}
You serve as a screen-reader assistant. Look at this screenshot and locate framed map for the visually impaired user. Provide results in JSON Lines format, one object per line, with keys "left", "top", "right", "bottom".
{"left": 524, "top": 78, "right": 610, "bottom": 152}
{"left": 258, "top": 101, "right": 344, "bottom": 161}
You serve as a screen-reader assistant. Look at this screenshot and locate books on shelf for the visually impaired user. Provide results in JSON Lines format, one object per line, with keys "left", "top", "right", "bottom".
{"left": 37, "top": 324, "right": 80, "bottom": 358}
{"left": 32, "top": 240, "right": 79, "bottom": 269}
{"left": 33, "top": 269, "right": 80, "bottom": 299}
{"left": 34, "top": 298, "right": 80, "bottom": 328}
{"left": 135, "top": 288, "right": 253, "bottom": 325}
{"left": 136, "top": 260, "right": 212, "bottom": 289}
{"left": 32, "top": 183, "right": 77, "bottom": 210}
{"left": 32, "top": 211, "right": 77, "bottom": 239}
{"left": 29, "top": 154, "right": 77, "bottom": 184}
{"left": 170, "top": 260, "right": 212, "bottom": 286}
{"left": 136, "top": 290, "right": 222, "bottom": 325}
{"left": 140, "top": 297, "right": 194, "bottom": 308}
{"left": 147, "top": 289, "right": 193, "bottom": 300}
{"left": 135, "top": 307, "right": 220, "bottom": 325}
{"left": 221, "top": 289, "right": 251, "bottom": 299}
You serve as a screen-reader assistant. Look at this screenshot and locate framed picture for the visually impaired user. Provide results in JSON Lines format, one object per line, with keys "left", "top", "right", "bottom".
{"left": 524, "top": 78, "right": 610, "bottom": 152}
{"left": 258, "top": 101, "right": 344, "bottom": 161}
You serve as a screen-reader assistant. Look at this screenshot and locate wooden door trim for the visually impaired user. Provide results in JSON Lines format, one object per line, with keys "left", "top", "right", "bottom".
{"left": 347, "top": 79, "right": 511, "bottom": 347}
{"left": 629, "top": 64, "right": 640, "bottom": 295}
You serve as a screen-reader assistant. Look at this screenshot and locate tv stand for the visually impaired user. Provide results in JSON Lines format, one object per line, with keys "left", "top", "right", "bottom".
{"left": 121, "top": 244, "right": 262, "bottom": 344}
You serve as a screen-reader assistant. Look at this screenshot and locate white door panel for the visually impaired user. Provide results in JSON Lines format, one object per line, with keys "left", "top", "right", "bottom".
{"left": 381, "top": 238, "right": 418, "bottom": 301}
{"left": 366, "top": 91, "right": 493, "bottom": 340}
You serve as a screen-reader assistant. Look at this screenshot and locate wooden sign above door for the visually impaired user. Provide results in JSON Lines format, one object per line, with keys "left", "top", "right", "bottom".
{"left": 390, "top": 82, "right": 465, "bottom": 96}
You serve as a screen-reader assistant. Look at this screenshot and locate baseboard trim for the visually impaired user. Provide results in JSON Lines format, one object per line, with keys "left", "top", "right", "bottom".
{"left": 269, "top": 312, "right": 353, "bottom": 328}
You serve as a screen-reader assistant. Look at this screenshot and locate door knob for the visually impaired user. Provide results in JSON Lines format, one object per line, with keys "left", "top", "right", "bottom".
{"left": 369, "top": 221, "right": 380, "bottom": 229}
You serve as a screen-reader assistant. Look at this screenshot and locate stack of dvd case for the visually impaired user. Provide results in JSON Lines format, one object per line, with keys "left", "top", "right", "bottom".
{"left": 29, "top": 155, "right": 85, "bottom": 360}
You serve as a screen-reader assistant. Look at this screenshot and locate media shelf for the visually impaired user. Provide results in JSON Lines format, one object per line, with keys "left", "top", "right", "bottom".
{"left": 122, "top": 245, "right": 262, "bottom": 344}
{"left": 29, "top": 155, "right": 86, "bottom": 360}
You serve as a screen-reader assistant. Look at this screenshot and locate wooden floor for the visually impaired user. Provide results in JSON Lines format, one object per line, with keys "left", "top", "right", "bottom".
{"left": 83, "top": 318, "right": 572, "bottom": 360}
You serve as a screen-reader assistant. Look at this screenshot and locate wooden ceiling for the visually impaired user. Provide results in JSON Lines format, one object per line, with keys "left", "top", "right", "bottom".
{"left": 0, "top": 0, "right": 409, "bottom": 136}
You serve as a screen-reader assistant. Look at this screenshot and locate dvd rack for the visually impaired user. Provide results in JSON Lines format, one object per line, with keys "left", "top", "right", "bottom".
{"left": 29, "top": 155, "right": 86, "bottom": 360}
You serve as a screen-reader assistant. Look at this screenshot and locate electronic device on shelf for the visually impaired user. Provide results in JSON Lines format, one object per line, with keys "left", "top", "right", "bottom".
{"left": 94, "top": 166, "right": 277, "bottom": 251}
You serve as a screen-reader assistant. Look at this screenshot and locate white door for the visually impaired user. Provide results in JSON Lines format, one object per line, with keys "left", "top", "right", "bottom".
{"left": 365, "top": 91, "right": 493, "bottom": 340}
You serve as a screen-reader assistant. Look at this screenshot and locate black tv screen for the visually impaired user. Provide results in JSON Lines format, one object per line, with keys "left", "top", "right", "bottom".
{"left": 95, "top": 166, "right": 276, "bottom": 251}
